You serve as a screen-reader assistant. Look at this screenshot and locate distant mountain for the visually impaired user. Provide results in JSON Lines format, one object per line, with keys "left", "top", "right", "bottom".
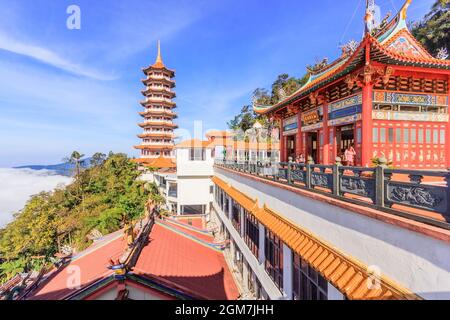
{"left": 15, "top": 158, "right": 92, "bottom": 177}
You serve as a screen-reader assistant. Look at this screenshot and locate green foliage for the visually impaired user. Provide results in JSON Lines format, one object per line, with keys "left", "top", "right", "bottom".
{"left": 227, "top": 73, "right": 308, "bottom": 135}
{"left": 411, "top": 0, "right": 450, "bottom": 57}
{"left": 0, "top": 153, "right": 150, "bottom": 284}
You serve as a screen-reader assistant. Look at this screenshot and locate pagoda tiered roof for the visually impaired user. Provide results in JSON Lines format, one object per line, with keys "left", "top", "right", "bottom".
{"left": 141, "top": 76, "right": 175, "bottom": 87}
{"left": 141, "top": 87, "right": 176, "bottom": 98}
{"left": 139, "top": 99, "right": 176, "bottom": 108}
{"left": 134, "top": 145, "right": 174, "bottom": 150}
{"left": 139, "top": 110, "right": 178, "bottom": 118}
{"left": 137, "top": 132, "right": 175, "bottom": 139}
{"left": 138, "top": 121, "right": 178, "bottom": 129}
{"left": 254, "top": 0, "right": 450, "bottom": 115}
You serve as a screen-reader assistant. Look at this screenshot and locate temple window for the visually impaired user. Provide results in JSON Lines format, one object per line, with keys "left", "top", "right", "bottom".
{"left": 244, "top": 210, "right": 259, "bottom": 258}
{"left": 265, "top": 230, "right": 283, "bottom": 290}
{"left": 189, "top": 148, "right": 206, "bottom": 161}
{"left": 293, "top": 253, "right": 328, "bottom": 300}
{"left": 231, "top": 200, "right": 241, "bottom": 233}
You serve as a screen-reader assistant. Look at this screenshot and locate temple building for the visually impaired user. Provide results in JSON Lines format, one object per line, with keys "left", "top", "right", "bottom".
{"left": 134, "top": 41, "right": 178, "bottom": 168}
{"left": 254, "top": 0, "right": 449, "bottom": 169}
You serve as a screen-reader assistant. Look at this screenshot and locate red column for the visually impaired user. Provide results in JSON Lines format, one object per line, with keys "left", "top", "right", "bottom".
{"left": 296, "top": 111, "right": 302, "bottom": 157}
{"left": 279, "top": 118, "right": 286, "bottom": 162}
{"left": 447, "top": 76, "right": 450, "bottom": 168}
{"left": 361, "top": 84, "right": 373, "bottom": 167}
{"left": 322, "top": 105, "right": 329, "bottom": 165}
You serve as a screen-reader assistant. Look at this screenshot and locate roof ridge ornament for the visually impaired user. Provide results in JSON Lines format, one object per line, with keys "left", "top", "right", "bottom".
{"left": 400, "top": 0, "right": 412, "bottom": 20}
{"left": 436, "top": 47, "right": 449, "bottom": 60}
{"left": 365, "top": 0, "right": 381, "bottom": 34}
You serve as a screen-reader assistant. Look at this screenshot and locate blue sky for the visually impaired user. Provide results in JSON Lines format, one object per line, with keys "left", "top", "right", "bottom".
{"left": 0, "top": 0, "right": 435, "bottom": 167}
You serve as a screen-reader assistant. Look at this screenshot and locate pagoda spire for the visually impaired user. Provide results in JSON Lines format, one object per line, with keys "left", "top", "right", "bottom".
{"left": 153, "top": 40, "right": 165, "bottom": 68}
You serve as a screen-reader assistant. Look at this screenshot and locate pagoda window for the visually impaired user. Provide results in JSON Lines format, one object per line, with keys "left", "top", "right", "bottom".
{"left": 265, "top": 230, "right": 283, "bottom": 291}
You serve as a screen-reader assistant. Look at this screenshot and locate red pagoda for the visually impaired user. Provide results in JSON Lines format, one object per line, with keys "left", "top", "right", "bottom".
{"left": 134, "top": 41, "right": 178, "bottom": 168}
{"left": 254, "top": 0, "right": 449, "bottom": 169}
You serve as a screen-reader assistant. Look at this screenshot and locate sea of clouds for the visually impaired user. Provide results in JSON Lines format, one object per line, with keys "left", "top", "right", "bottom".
{"left": 0, "top": 168, "right": 72, "bottom": 228}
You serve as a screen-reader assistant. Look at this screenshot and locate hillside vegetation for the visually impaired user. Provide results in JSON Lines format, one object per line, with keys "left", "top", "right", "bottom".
{"left": 0, "top": 152, "right": 150, "bottom": 283}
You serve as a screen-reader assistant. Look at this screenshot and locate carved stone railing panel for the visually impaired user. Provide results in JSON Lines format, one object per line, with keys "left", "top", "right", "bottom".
{"left": 311, "top": 172, "right": 333, "bottom": 191}
{"left": 291, "top": 168, "right": 307, "bottom": 184}
{"left": 214, "top": 160, "right": 450, "bottom": 229}
{"left": 386, "top": 181, "right": 448, "bottom": 215}
{"left": 340, "top": 176, "right": 376, "bottom": 201}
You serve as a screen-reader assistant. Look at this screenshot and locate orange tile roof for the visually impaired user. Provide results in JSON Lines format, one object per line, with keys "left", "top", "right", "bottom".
{"left": 144, "top": 155, "right": 176, "bottom": 169}
{"left": 212, "top": 175, "right": 421, "bottom": 300}
{"left": 212, "top": 176, "right": 258, "bottom": 213}
{"left": 134, "top": 145, "right": 174, "bottom": 150}
{"left": 133, "top": 222, "right": 239, "bottom": 300}
{"left": 175, "top": 139, "right": 215, "bottom": 149}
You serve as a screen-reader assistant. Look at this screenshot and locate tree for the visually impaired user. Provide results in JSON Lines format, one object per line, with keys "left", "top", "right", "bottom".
{"left": 0, "top": 153, "right": 153, "bottom": 283}
{"left": 411, "top": 0, "right": 450, "bottom": 57}
{"left": 90, "top": 152, "right": 106, "bottom": 166}
{"left": 227, "top": 105, "right": 258, "bottom": 135}
{"left": 63, "top": 151, "right": 85, "bottom": 177}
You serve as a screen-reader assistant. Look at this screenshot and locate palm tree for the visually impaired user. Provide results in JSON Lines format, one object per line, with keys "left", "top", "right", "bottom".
{"left": 63, "top": 151, "right": 85, "bottom": 177}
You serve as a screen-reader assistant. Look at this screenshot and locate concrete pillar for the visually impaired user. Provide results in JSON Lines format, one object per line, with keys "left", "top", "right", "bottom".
{"left": 258, "top": 223, "right": 265, "bottom": 265}
{"left": 282, "top": 244, "right": 293, "bottom": 300}
{"left": 240, "top": 208, "right": 245, "bottom": 237}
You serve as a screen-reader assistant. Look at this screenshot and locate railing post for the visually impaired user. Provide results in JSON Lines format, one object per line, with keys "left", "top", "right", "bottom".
{"left": 306, "top": 164, "right": 311, "bottom": 189}
{"left": 333, "top": 157, "right": 342, "bottom": 196}
{"left": 375, "top": 157, "right": 387, "bottom": 207}
{"left": 287, "top": 157, "right": 293, "bottom": 185}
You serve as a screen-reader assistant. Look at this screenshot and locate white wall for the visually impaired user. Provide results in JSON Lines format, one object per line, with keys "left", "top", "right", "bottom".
{"left": 177, "top": 177, "right": 212, "bottom": 210}
{"left": 176, "top": 148, "right": 214, "bottom": 177}
{"left": 215, "top": 167, "right": 450, "bottom": 300}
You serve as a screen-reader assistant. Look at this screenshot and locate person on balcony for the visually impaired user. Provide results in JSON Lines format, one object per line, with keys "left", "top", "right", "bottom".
{"left": 344, "top": 144, "right": 357, "bottom": 167}
{"left": 296, "top": 153, "right": 305, "bottom": 164}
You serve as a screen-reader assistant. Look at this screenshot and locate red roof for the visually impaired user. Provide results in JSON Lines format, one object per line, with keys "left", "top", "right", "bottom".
{"left": 27, "top": 231, "right": 125, "bottom": 300}
{"left": 133, "top": 222, "right": 239, "bottom": 300}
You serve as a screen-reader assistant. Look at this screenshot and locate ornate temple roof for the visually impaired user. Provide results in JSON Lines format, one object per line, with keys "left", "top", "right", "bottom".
{"left": 253, "top": 0, "right": 450, "bottom": 116}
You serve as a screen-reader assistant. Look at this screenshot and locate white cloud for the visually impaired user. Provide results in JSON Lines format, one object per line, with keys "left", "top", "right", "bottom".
{"left": 0, "top": 32, "right": 116, "bottom": 80}
{"left": 0, "top": 168, "right": 72, "bottom": 228}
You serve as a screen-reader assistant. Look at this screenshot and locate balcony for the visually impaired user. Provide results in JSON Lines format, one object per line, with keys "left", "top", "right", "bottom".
{"left": 215, "top": 160, "right": 450, "bottom": 229}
